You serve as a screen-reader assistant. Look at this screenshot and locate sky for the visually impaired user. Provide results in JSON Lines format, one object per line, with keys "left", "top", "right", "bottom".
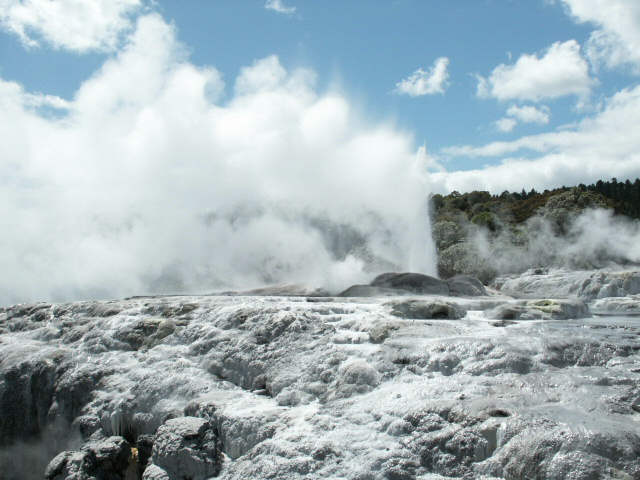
{"left": 1, "top": 1, "right": 640, "bottom": 191}
{"left": 1, "top": 0, "right": 640, "bottom": 302}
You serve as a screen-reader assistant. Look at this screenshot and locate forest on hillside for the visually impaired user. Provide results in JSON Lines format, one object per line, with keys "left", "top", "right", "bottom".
{"left": 430, "top": 177, "right": 640, "bottom": 282}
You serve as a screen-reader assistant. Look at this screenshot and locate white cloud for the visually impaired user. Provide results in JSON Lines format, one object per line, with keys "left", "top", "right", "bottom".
{"left": 0, "top": 0, "right": 143, "bottom": 52}
{"left": 0, "top": 13, "right": 437, "bottom": 305}
{"left": 22, "top": 92, "right": 71, "bottom": 110}
{"left": 436, "top": 85, "right": 640, "bottom": 192}
{"left": 495, "top": 117, "right": 517, "bottom": 133}
{"left": 559, "top": 0, "right": 640, "bottom": 72}
{"left": 495, "top": 105, "right": 550, "bottom": 133}
{"left": 506, "top": 105, "right": 550, "bottom": 124}
{"left": 476, "top": 40, "right": 594, "bottom": 102}
{"left": 265, "top": 0, "right": 296, "bottom": 15}
{"left": 395, "top": 57, "right": 450, "bottom": 97}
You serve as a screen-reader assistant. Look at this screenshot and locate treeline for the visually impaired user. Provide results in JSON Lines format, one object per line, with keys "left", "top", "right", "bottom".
{"left": 431, "top": 177, "right": 640, "bottom": 224}
{"left": 584, "top": 178, "right": 640, "bottom": 218}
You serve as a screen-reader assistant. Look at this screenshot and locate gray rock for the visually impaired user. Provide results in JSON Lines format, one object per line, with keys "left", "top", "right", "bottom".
{"left": 338, "top": 285, "right": 407, "bottom": 297}
{"left": 1, "top": 288, "right": 639, "bottom": 480}
{"left": 446, "top": 275, "right": 487, "bottom": 296}
{"left": 45, "top": 436, "right": 131, "bottom": 480}
{"left": 149, "top": 417, "right": 221, "bottom": 480}
{"left": 371, "top": 272, "right": 450, "bottom": 295}
{"left": 141, "top": 464, "right": 171, "bottom": 480}
{"left": 387, "top": 299, "right": 466, "bottom": 319}
{"left": 0, "top": 354, "right": 58, "bottom": 445}
{"left": 486, "top": 299, "right": 589, "bottom": 320}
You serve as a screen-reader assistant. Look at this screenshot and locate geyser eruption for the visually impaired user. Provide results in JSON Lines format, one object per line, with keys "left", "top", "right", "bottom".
{"left": 0, "top": 14, "right": 436, "bottom": 305}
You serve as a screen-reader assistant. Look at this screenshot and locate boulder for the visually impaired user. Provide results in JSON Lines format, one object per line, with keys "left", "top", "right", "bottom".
{"left": 45, "top": 436, "right": 131, "bottom": 480}
{"left": 141, "top": 464, "right": 171, "bottom": 480}
{"left": 370, "top": 272, "right": 450, "bottom": 295}
{"left": 387, "top": 299, "right": 466, "bottom": 320}
{"left": 338, "top": 285, "right": 405, "bottom": 297}
{"left": 446, "top": 275, "right": 487, "bottom": 296}
{"left": 486, "top": 299, "right": 590, "bottom": 321}
{"left": 148, "top": 417, "right": 221, "bottom": 480}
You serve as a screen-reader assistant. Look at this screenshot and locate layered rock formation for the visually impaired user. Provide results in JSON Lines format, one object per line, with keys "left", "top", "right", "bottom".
{"left": 0, "top": 270, "right": 639, "bottom": 479}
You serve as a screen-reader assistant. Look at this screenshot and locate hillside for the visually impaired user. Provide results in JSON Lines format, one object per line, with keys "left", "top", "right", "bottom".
{"left": 430, "top": 178, "right": 640, "bottom": 282}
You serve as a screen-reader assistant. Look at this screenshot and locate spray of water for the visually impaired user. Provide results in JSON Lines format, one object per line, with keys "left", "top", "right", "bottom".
{"left": 0, "top": 14, "right": 436, "bottom": 305}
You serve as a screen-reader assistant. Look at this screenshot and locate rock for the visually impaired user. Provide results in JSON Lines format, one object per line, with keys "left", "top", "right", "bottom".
{"left": 446, "top": 275, "right": 487, "bottom": 296}
{"left": 338, "top": 285, "right": 406, "bottom": 297}
{"left": 591, "top": 295, "right": 640, "bottom": 314}
{"left": 1, "top": 288, "right": 639, "bottom": 480}
{"left": 141, "top": 464, "right": 171, "bottom": 480}
{"left": 486, "top": 299, "right": 589, "bottom": 320}
{"left": 579, "top": 271, "right": 640, "bottom": 300}
{"left": 387, "top": 299, "right": 466, "bottom": 319}
{"left": 371, "top": 272, "right": 450, "bottom": 295}
{"left": 225, "top": 284, "right": 330, "bottom": 297}
{"left": 496, "top": 269, "right": 640, "bottom": 300}
{"left": 368, "top": 322, "right": 399, "bottom": 343}
{"left": 114, "top": 319, "right": 162, "bottom": 351}
{"left": 0, "top": 354, "right": 58, "bottom": 445}
{"left": 149, "top": 417, "right": 221, "bottom": 480}
{"left": 137, "top": 434, "right": 155, "bottom": 478}
{"left": 45, "top": 436, "right": 131, "bottom": 480}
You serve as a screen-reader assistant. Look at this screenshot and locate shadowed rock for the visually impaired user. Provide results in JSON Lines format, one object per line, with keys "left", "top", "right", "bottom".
{"left": 387, "top": 299, "right": 466, "bottom": 320}
{"left": 371, "top": 272, "right": 450, "bottom": 295}
{"left": 446, "top": 275, "right": 487, "bottom": 296}
{"left": 45, "top": 436, "right": 131, "bottom": 480}
{"left": 145, "top": 417, "right": 221, "bottom": 480}
{"left": 486, "top": 299, "right": 589, "bottom": 320}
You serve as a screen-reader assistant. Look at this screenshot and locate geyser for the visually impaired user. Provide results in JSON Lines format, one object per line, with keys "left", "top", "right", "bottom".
{"left": 0, "top": 14, "right": 436, "bottom": 306}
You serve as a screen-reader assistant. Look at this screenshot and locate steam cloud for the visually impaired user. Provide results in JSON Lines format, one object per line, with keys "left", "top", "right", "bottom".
{"left": 0, "top": 14, "right": 436, "bottom": 305}
{"left": 471, "top": 208, "right": 640, "bottom": 275}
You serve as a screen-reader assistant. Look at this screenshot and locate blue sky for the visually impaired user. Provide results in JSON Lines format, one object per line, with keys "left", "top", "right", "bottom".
{"left": 2, "top": 0, "right": 640, "bottom": 301}
{"left": 1, "top": 0, "right": 639, "bottom": 183}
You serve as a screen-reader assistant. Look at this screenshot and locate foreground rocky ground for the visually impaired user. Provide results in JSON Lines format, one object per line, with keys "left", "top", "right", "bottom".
{"left": 1, "top": 271, "right": 640, "bottom": 479}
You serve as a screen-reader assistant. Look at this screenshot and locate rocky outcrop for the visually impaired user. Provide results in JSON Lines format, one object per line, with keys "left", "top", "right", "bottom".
{"left": 45, "top": 436, "right": 132, "bottom": 480}
{"left": 340, "top": 272, "right": 488, "bottom": 297}
{"left": 1, "top": 285, "right": 639, "bottom": 480}
{"left": 495, "top": 269, "right": 640, "bottom": 300}
{"left": 387, "top": 299, "right": 466, "bottom": 320}
{"left": 446, "top": 275, "right": 488, "bottom": 296}
{"left": 486, "top": 299, "right": 590, "bottom": 321}
{"left": 144, "top": 417, "right": 221, "bottom": 480}
{"left": 370, "top": 272, "right": 450, "bottom": 295}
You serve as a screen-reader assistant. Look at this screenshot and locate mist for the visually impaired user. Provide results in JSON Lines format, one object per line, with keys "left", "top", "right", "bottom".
{"left": 471, "top": 208, "right": 640, "bottom": 276}
{"left": 0, "top": 14, "right": 436, "bottom": 306}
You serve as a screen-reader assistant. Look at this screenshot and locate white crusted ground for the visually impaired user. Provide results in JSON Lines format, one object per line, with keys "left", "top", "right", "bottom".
{"left": 1, "top": 271, "right": 640, "bottom": 479}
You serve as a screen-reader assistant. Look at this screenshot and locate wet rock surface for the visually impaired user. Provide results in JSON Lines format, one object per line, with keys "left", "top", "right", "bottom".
{"left": 1, "top": 269, "right": 639, "bottom": 479}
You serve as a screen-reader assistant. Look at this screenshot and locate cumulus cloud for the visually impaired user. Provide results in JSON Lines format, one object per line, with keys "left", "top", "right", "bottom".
{"left": 435, "top": 84, "right": 640, "bottom": 192}
{"left": 506, "top": 105, "right": 550, "bottom": 124}
{"left": 395, "top": 57, "right": 450, "bottom": 97}
{"left": 0, "top": 0, "right": 144, "bottom": 52}
{"left": 476, "top": 40, "right": 594, "bottom": 102}
{"left": 265, "top": 0, "right": 296, "bottom": 15}
{"left": 559, "top": 0, "right": 640, "bottom": 72}
{"left": 0, "top": 13, "right": 437, "bottom": 305}
{"left": 495, "top": 104, "right": 550, "bottom": 132}
{"left": 495, "top": 117, "right": 517, "bottom": 133}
